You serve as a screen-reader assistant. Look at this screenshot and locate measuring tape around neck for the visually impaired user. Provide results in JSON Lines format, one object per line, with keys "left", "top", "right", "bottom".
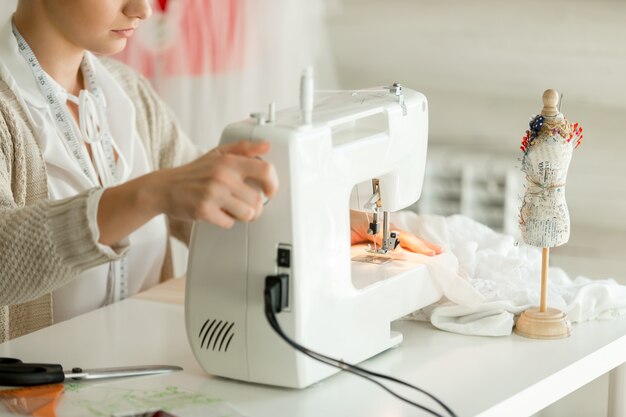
{"left": 12, "top": 23, "right": 129, "bottom": 302}
{"left": 12, "top": 24, "right": 122, "bottom": 187}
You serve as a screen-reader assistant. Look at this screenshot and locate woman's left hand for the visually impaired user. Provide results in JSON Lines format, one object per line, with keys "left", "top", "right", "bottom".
{"left": 349, "top": 210, "right": 442, "bottom": 256}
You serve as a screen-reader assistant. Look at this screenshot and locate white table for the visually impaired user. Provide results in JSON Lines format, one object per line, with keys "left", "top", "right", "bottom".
{"left": 1, "top": 281, "right": 626, "bottom": 417}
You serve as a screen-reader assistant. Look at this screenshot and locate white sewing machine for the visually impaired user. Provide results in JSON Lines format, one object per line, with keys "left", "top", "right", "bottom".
{"left": 185, "top": 70, "right": 441, "bottom": 388}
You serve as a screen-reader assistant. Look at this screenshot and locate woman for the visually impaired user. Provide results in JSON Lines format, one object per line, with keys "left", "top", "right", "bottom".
{"left": 0, "top": 0, "right": 439, "bottom": 342}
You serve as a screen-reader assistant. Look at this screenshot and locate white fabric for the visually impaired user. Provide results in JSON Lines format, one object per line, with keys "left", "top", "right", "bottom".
{"left": 0, "top": 20, "right": 168, "bottom": 322}
{"left": 389, "top": 211, "right": 626, "bottom": 336}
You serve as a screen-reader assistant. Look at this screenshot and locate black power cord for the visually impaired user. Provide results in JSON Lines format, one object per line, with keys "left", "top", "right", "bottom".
{"left": 264, "top": 276, "right": 458, "bottom": 417}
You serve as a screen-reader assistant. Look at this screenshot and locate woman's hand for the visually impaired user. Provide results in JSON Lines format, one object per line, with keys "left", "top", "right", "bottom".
{"left": 151, "top": 140, "right": 278, "bottom": 228}
{"left": 97, "top": 140, "right": 278, "bottom": 245}
{"left": 349, "top": 210, "right": 442, "bottom": 256}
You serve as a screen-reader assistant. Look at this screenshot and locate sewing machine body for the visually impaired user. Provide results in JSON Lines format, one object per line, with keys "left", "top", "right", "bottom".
{"left": 186, "top": 86, "right": 441, "bottom": 388}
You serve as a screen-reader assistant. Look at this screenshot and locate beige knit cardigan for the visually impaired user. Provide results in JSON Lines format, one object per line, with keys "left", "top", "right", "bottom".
{"left": 0, "top": 58, "right": 200, "bottom": 342}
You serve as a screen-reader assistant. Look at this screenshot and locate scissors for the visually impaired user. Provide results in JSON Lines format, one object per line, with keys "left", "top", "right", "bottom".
{"left": 0, "top": 357, "right": 182, "bottom": 387}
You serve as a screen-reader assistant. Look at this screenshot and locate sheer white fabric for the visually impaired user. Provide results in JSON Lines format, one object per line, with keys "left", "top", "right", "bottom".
{"left": 390, "top": 212, "right": 626, "bottom": 336}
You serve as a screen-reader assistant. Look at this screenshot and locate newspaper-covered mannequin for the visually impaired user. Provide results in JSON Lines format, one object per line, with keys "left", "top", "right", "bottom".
{"left": 515, "top": 89, "right": 583, "bottom": 340}
{"left": 519, "top": 89, "right": 583, "bottom": 247}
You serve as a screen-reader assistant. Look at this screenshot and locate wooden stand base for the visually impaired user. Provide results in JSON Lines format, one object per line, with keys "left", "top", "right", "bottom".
{"left": 514, "top": 307, "right": 572, "bottom": 340}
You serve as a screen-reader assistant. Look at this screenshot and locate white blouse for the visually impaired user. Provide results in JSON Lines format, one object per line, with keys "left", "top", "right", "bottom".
{"left": 0, "top": 19, "right": 168, "bottom": 322}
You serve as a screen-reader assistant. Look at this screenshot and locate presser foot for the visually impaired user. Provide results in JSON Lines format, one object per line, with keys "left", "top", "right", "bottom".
{"left": 364, "top": 231, "right": 400, "bottom": 256}
{"left": 353, "top": 242, "right": 403, "bottom": 264}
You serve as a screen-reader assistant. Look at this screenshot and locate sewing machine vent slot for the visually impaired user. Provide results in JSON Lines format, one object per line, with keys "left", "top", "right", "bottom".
{"left": 198, "top": 319, "right": 236, "bottom": 352}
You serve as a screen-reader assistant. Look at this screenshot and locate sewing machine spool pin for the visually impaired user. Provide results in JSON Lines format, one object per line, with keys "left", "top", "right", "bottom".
{"left": 300, "top": 67, "right": 314, "bottom": 125}
{"left": 267, "top": 102, "right": 276, "bottom": 124}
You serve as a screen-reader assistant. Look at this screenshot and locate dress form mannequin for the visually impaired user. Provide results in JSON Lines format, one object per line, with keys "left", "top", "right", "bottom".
{"left": 514, "top": 89, "right": 583, "bottom": 339}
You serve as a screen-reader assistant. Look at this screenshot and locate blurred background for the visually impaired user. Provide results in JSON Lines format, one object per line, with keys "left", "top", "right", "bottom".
{"left": 2, "top": 1, "right": 625, "bottom": 414}
{"left": 327, "top": 4, "right": 626, "bottom": 414}
{"left": 324, "top": 0, "right": 626, "bottom": 290}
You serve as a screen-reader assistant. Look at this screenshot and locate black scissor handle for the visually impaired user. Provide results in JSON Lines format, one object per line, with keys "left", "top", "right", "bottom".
{"left": 0, "top": 358, "right": 64, "bottom": 386}
{"left": 0, "top": 357, "right": 23, "bottom": 365}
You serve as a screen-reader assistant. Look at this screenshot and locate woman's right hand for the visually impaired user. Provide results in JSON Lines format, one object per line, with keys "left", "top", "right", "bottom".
{"left": 97, "top": 140, "right": 278, "bottom": 246}
{"left": 151, "top": 140, "right": 278, "bottom": 228}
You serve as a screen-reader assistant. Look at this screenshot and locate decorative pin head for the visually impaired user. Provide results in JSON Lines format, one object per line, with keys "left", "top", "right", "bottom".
{"left": 541, "top": 89, "right": 559, "bottom": 117}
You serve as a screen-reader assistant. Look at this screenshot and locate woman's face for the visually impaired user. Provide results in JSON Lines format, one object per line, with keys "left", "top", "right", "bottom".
{"left": 40, "top": 0, "right": 152, "bottom": 55}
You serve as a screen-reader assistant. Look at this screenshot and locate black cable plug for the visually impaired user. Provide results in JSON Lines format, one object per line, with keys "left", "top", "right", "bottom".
{"left": 265, "top": 274, "right": 289, "bottom": 313}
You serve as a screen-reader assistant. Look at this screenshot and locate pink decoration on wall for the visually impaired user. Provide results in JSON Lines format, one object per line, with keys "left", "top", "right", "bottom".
{"left": 157, "top": 0, "right": 168, "bottom": 12}
{"left": 116, "top": 0, "right": 245, "bottom": 78}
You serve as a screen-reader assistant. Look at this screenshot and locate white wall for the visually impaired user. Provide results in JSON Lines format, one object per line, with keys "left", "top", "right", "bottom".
{"left": 324, "top": 0, "right": 626, "bottom": 232}
{"left": 1, "top": 1, "right": 17, "bottom": 21}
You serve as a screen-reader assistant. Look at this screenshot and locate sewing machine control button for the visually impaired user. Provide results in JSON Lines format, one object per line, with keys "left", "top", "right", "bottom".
{"left": 277, "top": 247, "right": 291, "bottom": 267}
{"left": 250, "top": 112, "right": 267, "bottom": 125}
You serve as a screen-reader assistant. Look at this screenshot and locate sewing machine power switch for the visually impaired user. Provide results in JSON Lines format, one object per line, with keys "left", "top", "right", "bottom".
{"left": 277, "top": 247, "right": 291, "bottom": 268}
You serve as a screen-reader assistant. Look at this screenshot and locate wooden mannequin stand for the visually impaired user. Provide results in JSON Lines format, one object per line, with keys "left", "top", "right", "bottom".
{"left": 514, "top": 247, "right": 572, "bottom": 339}
{"left": 514, "top": 89, "right": 574, "bottom": 340}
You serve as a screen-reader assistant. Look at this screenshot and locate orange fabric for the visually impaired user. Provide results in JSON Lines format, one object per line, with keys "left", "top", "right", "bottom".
{"left": 0, "top": 384, "right": 64, "bottom": 417}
